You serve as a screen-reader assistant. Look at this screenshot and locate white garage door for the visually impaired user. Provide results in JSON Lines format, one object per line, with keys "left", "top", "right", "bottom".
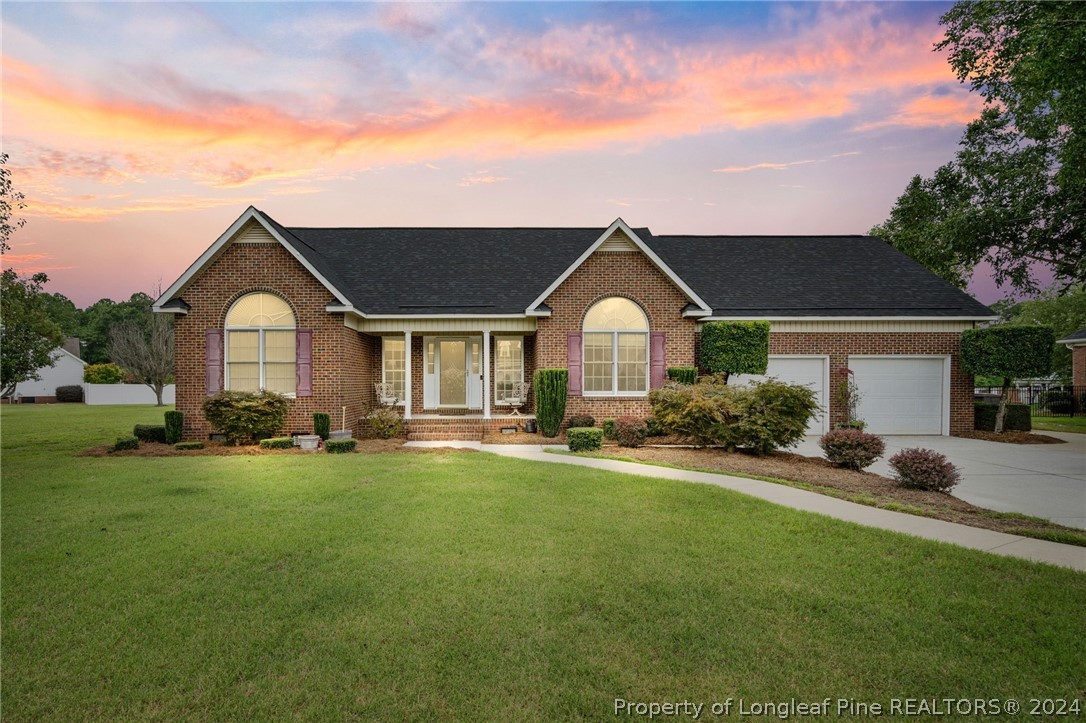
{"left": 851, "top": 357, "right": 946, "bottom": 435}
{"left": 732, "top": 356, "right": 828, "bottom": 434}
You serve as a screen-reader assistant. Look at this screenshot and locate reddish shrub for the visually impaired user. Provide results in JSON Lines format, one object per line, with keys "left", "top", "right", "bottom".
{"left": 889, "top": 448, "right": 961, "bottom": 492}
{"left": 613, "top": 416, "right": 648, "bottom": 448}
{"left": 819, "top": 429, "right": 886, "bottom": 470}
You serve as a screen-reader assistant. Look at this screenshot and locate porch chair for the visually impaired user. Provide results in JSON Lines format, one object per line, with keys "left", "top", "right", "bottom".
{"left": 374, "top": 382, "right": 399, "bottom": 407}
{"left": 504, "top": 381, "right": 530, "bottom": 417}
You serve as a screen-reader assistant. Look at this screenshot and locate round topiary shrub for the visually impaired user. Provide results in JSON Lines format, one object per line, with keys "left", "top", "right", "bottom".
{"left": 819, "top": 429, "right": 886, "bottom": 471}
{"left": 55, "top": 385, "right": 83, "bottom": 403}
{"left": 889, "top": 448, "right": 961, "bottom": 492}
{"left": 567, "top": 414, "right": 595, "bottom": 429}
{"left": 83, "top": 363, "right": 126, "bottom": 384}
{"left": 613, "top": 416, "right": 648, "bottom": 448}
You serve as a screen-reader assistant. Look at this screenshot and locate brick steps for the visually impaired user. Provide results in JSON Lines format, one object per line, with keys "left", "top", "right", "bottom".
{"left": 407, "top": 420, "right": 486, "bottom": 442}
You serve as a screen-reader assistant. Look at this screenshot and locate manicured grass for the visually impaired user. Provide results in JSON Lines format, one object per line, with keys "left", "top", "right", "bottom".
{"left": 1032, "top": 415, "right": 1086, "bottom": 433}
{"left": 3, "top": 405, "right": 1085, "bottom": 721}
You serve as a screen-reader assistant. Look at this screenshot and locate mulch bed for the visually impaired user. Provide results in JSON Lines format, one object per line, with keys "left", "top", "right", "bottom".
{"left": 954, "top": 430, "right": 1065, "bottom": 444}
{"left": 77, "top": 439, "right": 472, "bottom": 457}
{"left": 582, "top": 445, "right": 1084, "bottom": 540}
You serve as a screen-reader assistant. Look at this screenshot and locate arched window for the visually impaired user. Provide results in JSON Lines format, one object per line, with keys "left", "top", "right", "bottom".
{"left": 582, "top": 297, "right": 649, "bottom": 395}
{"left": 225, "top": 293, "right": 296, "bottom": 394}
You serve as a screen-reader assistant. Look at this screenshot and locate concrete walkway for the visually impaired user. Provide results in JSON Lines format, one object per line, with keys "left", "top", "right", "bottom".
{"left": 405, "top": 440, "right": 1086, "bottom": 571}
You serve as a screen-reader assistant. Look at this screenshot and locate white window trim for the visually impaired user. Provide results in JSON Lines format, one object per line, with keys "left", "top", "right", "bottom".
{"left": 224, "top": 326, "right": 297, "bottom": 398}
{"left": 381, "top": 336, "right": 407, "bottom": 407}
{"left": 493, "top": 336, "right": 525, "bottom": 406}
{"left": 582, "top": 330, "right": 649, "bottom": 398}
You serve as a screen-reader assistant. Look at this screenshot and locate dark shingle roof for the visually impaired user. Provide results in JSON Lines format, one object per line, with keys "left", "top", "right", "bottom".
{"left": 1057, "top": 327, "right": 1086, "bottom": 344}
{"left": 248, "top": 210, "right": 992, "bottom": 318}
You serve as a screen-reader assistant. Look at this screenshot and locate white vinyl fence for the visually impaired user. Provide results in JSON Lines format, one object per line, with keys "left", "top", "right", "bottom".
{"left": 84, "top": 383, "right": 176, "bottom": 405}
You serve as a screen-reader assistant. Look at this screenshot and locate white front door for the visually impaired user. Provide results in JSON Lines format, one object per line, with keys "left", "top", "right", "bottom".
{"left": 424, "top": 337, "right": 483, "bottom": 409}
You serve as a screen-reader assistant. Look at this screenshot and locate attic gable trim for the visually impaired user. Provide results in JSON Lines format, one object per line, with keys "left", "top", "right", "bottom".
{"left": 524, "top": 218, "right": 713, "bottom": 315}
{"left": 152, "top": 207, "right": 353, "bottom": 313}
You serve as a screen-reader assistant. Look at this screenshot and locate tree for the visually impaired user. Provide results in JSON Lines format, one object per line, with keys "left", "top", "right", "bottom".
{"left": 0, "top": 153, "right": 26, "bottom": 256}
{"left": 875, "top": 1, "right": 1086, "bottom": 295}
{"left": 0, "top": 269, "right": 65, "bottom": 398}
{"left": 40, "top": 292, "right": 82, "bottom": 339}
{"left": 108, "top": 307, "right": 174, "bottom": 406}
{"left": 699, "top": 321, "right": 770, "bottom": 382}
{"left": 960, "top": 325, "right": 1054, "bottom": 433}
{"left": 80, "top": 292, "right": 155, "bottom": 363}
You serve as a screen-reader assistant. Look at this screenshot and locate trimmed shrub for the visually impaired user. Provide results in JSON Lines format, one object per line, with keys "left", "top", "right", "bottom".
{"left": 567, "top": 427, "right": 604, "bottom": 452}
{"left": 889, "top": 448, "right": 961, "bottom": 492}
{"left": 313, "top": 412, "right": 331, "bottom": 440}
{"left": 534, "top": 368, "right": 568, "bottom": 438}
{"left": 834, "top": 420, "right": 867, "bottom": 431}
{"left": 666, "top": 367, "right": 697, "bottom": 385}
{"left": 974, "top": 403, "right": 1031, "bottom": 432}
{"left": 613, "top": 416, "right": 648, "bottom": 448}
{"left": 83, "top": 363, "right": 125, "bottom": 384}
{"left": 1038, "top": 389, "right": 1073, "bottom": 415}
{"left": 164, "top": 411, "right": 184, "bottom": 444}
{"left": 259, "top": 437, "right": 295, "bottom": 450}
{"left": 699, "top": 321, "right": 770, "bottom": 377}
{"left": 365, "top": 407, "right": 404, "bottom": 439}
{"left": 601, "top": 418, "right": 616, "bottom": 440}
{"left": 202, "top": 390, "right": 289, "bottom": 443}
{"left": 733, "top": 379, "right": 820, "bottom": 455}
{"left": 644, "top": 416, "right": 664, "bottom": 437}
{"left": 819, "top": 429, "right": 886, "bottom": 470}
{"left": 175, "top": 441, "right": 204, "bottom": 450}
{"left": 567, "top": 414, "right": 595, "bottom": 429}
{"left": 325, "top": 438, "right": 358, "bottom": 453}
{"left": 960, "top": 326, "right": 1055, "bottom": 380}
{"left": 55, "top": 385, "right": 83, "bottom": 403}
{"left": 112, "top": 436, "right": 139, "bottom": 452}
{"left": 133, "top": 424, "right": 167, "bottom": 443}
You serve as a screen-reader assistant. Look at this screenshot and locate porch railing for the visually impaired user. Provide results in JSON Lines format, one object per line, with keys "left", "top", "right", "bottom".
{"left": 974, "top": 385, "right": 1086, "bottom": 418}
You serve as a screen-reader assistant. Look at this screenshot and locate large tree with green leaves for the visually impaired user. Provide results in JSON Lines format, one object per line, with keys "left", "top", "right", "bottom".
{"left": 873, "top": 1, "right": 1086, "bottom": 295}
{"left": 1, "top": 269, "right": 65, "bottom": 398}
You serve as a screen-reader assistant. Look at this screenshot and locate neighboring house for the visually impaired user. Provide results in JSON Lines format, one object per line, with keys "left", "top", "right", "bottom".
{"left": 153, "top": 207, "right": 995, "bottom": 441}
{"left": 12, "top": 338, "right": 85, "bottom": 403}
{"left": 1056, "top": 328, "right": 1086, "bottom": 388}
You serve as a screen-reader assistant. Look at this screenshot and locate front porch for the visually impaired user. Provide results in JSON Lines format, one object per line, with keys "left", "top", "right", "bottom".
{"left": 405, "top": 414, "right": 538, "bottom": 441}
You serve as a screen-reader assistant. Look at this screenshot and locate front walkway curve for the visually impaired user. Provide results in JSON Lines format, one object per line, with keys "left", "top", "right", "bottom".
{"left": 408, "top": 442, "right": 1086, "bottom": 572}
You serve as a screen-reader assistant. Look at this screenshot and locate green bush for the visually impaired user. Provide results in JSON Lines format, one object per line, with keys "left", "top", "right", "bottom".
{"left": 644, "top": 416, "right": 664, "bottom": 437}
{"left": 534, "top": 368, "right": 568, "bottom": 438}
{"left": 313, "top": 412, "right": 331, "bottom": 440}
{"left": 164, "top": 410, "right": 184, "bottom": 444}
{"left": 202, "top": 390, "right": 289, "bottom": 444}
{"left": 961, "top": 326, "right": 1055, "bottom": 380}
{"left": 112, "top": 436, "right": 139, "bottom": 452}
{"left": 83, "top": 363, "right": 125, "bottom": 384}
{"left": 889, "top": 448, "right": 961, "bottom": 492}
{"left": 601, "top": 418, "right": 616, "bottom": 440}
{"left": 613, "top": 416, "right": 648, "bottom": 448}
{"left": 567, "top": 414, "right": 595, "bottom": 429}
{"left": 175, "top": 441, "right": 204, "bottom": 450}
{"left": 55, "top": 385, "right": 83, "bottom": 403}
{"left": 567, "top": 427, "right": 603, "bottom": 452}
{"left": 365, "top": 407, "right": 403, "bottom": 439}
{"left": 820, "top": 429, "right": 886, "bottom": 470}
{"left": 325, "top": 438, "right": 358, "bottom": 453}
{"left": 1038, "top": 389, "right": 1073, "bottom": 415}
{"left": 259, "top": 437, "right": 295, "bottom": 449}
{"left": 699, "top": 321, "right": 770, "bottom": 377}
{"left": 974, "top": 403, "right": 1031, "bottom": 431}
{"left": 732, "top": 379, "right": 820, "bottom": 455}
{"left": 666, "top": 367, "right": 697, "bottom": 385}
{"left": 133, "top": 424, "right": 167, "bottom": 443}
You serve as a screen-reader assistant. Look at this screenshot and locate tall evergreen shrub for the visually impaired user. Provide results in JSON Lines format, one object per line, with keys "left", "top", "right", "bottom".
{"left": 534, "top": 368, "right": 568, "bottom": 437}
{"left": 164, "top": 410, "right": 184, "bottom": 444}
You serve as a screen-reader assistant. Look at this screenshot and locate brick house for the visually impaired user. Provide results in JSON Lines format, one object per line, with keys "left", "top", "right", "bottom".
{"left": 154, "top": 207, "right": 995, "bottom": 441}
{"left": 1056, "top": 328, "right": 1086, "bottom": 388}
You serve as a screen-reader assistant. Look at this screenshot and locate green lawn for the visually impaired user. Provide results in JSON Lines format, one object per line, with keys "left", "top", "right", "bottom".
{"left": 1033, "top": 415, "right": 1086, "bottom": 434}
{"left": 3, "top": 405, "right": 1085, "bottom": 721}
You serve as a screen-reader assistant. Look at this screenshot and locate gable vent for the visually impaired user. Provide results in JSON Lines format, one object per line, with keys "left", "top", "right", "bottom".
{"left": 599, "top": 229, "right": 636, "bottom": 252}
{"left": 235, "top": 223, "right": 276, "bottom": 244}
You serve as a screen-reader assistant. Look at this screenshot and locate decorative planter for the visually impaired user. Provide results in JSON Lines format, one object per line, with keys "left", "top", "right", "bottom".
{"left": 329, "top": 430, "right": 353, "bottom": 440}
{"left": 524, "top": 420, "right": 538, "bottom": 434}
{"left": 297, "top": 435, "right": 321, "bottom": 451}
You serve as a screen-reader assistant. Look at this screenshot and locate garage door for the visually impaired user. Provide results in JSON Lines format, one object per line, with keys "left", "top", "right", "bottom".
{"left": 732, "top": 356, "right": 827, "bottom": 435}
{"left": 850, "top": 357, "right": 945, "bottom": 435}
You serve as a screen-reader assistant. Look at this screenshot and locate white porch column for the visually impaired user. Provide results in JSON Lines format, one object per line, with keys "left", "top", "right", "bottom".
{"left": 403, "top": 330, "right": 412, "bottom": 420}
{"left": 483, "top": 328, "right": 491, "bottom": 419}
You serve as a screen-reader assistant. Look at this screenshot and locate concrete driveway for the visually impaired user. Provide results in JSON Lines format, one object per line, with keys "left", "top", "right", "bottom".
{"left": 791, "top": 433, "right": 1086, "bottom": 530}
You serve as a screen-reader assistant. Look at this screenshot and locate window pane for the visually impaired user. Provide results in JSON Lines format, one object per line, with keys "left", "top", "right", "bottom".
{"left": 265, "top": 363, "right": 296, "bottom": 394}
{"left": 495, "top": 338, "right": 523, "bottom": 403}
{"left": 264, "top": 330, "right": 296, "bottom": 363}
{"left": 583, "top": 297, "right": 647, "bottom": 331}
{"left": 226, "top": 293, "right": 295, "bottom": 327}
{"left": 583, "top": 332, "right": 613, "bottom": 393}
{"left": 383, "top": 338, "right": 406, "bottom": 400}
{"left": 228, "top": 331, "right": 259, "bottom": 362}
{"left": 617, "top": 333, "right": 647, "bottom": 392}
{"left": 228, "top": 362, "right": 260, "bottom": 391}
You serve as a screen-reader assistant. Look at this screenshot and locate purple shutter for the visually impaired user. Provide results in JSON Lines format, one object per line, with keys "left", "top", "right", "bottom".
{"left": 295, "top": 329, "right": 313, "bottom": 397}
{"left": 650, "top": 332, "right": 667, "bottom": 389}
{"left": 567, "top": 332, "right": 582, "bottom": 396}
{"left": 206, "top": 329, "right": 223, "bottom": 395}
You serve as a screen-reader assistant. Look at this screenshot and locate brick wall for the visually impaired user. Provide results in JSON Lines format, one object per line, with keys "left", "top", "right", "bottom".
{"left": 769, "top": 332, "right": 973, "bottom": 434}
{"left": 536, "top": 250, "right": 697, "bottom": 422}
{"left": 173, "top": 242, "right": 371, "bottom": 439}
{"left": 1073, "top": 346, "right": 1086, "bottom": 388}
